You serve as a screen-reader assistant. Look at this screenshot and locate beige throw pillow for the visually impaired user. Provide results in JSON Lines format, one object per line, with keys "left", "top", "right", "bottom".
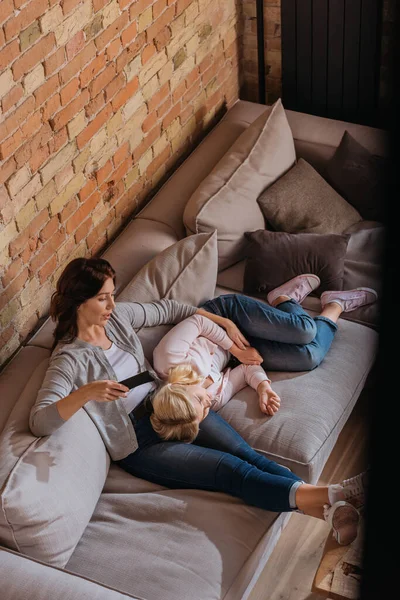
{"left": 117, "top": 231, "right": 218, "bottom": 306}
{"left": 183, "top": 98, "right": 296, "bottom": 270}
{"left": 257, "top": 158, "right": 362, "bottom": 234}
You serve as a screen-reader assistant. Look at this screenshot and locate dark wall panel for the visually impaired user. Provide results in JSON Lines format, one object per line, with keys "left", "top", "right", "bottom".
{"left": 280, "top": 0, "right": 383, "bottom": 126}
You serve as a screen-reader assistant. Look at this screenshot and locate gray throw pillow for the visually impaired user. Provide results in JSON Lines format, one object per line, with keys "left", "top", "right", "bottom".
{"left": 325, "top": 131, "right": 387, "bottom": 223}
{"left": 243, "top": 229, "right": 350, "bottom": 298}
{"left": 257, "top": 158, "right": 362, "bottom": 234}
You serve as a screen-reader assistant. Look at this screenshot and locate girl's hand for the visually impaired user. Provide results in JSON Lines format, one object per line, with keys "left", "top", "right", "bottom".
{"left": 230, "top": 343, "right": 263, "bottom": 365}
{"left": 80, "top": 380, "right": 129, "bottom": 403}
{"left": 257, "top": 382, "right": 281, "bottom": 416}
{"left": 223, "top": 319, "right": 250, "bottom": 350}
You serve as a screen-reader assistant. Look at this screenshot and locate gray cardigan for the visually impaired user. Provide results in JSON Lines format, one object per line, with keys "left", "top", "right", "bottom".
{"left": 29, "top": 299, "right": 197, "bottom": 460}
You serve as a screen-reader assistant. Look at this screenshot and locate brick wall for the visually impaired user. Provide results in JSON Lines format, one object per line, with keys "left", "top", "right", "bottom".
{"left": 241, "top": 0, "right": 395, "bottom": 114}
{"left": 0, "top": 0, "right": 242, "bottom": 369}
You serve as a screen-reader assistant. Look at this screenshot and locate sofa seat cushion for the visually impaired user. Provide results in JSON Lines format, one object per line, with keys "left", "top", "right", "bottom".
{"left": 66, "top": 463, "right": 282, "bottom": 600}
{"left": 211, "top": 297, "right": 378, "bottom": 484}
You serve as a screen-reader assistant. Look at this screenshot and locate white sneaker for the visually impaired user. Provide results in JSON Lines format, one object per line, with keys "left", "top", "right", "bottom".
{"left": 321, "top": 288, "right": 378, "bottom": 312}
{"left": 267, "top": 274, "right": 320, "bottom": 305}
{"left": 340, "top": 471, "right": 367, "bottom": 511}
{"left": 323, "top": 501, "right": 360, "bottom": 546}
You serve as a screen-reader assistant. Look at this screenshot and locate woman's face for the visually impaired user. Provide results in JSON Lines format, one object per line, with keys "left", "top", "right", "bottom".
{"left": 77, "top": 277, "right": 116, "bottom": 327}
{"left": 186, "top": 384, "right": 213, "bottom": 422}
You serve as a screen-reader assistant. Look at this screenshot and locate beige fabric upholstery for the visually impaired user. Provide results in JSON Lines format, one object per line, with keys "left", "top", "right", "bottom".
{"left": 257, "top": 158, "right": 362, "bottom": 234}
{"left": 117, "top": 231, "right": 218, "bottom": 307}
{"left": 183, "top": 99, "right": 296, "bottom": 269}
{"left": 1, "top": 548, "right": 136, "bottom": 600}
{"left": 0, "top": 358, "right": 110, "bottom": 568}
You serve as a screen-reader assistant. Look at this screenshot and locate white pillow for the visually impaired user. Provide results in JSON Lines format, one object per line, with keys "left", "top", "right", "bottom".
{"left": 183, "top": 98, "right": 296, "bottom": 269}
{"left": 117, "top": 231, "right": 218, "bottom": 306}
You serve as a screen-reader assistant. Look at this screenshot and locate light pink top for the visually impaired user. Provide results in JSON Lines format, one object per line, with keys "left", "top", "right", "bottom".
{"left": 153, "top": 315, "right": 270, "bottom": 410}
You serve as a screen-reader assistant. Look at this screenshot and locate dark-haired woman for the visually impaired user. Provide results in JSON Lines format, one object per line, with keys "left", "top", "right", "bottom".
{"left": 30, "top": 257, "right": 371, "bottom": 546}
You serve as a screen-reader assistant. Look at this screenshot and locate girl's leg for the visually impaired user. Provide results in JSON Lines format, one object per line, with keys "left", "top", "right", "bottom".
{"left": 117, "top": 411, "right": 301, "bottom": 512}
{"left": 246, "top": 315, "right": 338, "bottom": 372}
{"left": 201, "top": 294, "right": 317, "bottom": 345}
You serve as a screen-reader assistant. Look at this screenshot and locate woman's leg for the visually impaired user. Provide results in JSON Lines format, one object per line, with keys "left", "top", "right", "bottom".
{"left": 201, "top": 294, "right": 317, "bottom": 345}
{"left": 117, "top": 411, "right": 302, "bottom": 512}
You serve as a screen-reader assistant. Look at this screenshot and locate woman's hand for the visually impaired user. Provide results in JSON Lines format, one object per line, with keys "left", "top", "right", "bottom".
{"left": 229, "top": 343, "right": 263, "bottom": 365}
{"left": 223, "top": 319, "right": 250, "bottom": 350}
{"left": 79, "top": 380, "right": 129, "bottom": 403}
{"left": 257, "top": 381, "right": 281, "bottom": 416}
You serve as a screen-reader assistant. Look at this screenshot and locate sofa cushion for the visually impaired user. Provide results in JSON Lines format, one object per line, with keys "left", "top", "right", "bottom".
{"left": 243, "top": 229, "right": 350, "bottom": 297}
{"left": 183, "top": 98, "right": 296, "bottom": 269}
{"left": 0, "top": 358, "right": 110, "bottom": 568}
{"left": 325, "top": 131, "right": 387, "bottom": 222}
{"left": 257, "top": 158, "right": 362, "bottom": 234}
{"left": 117, "top": 231, "right": 218, "bottom": 306}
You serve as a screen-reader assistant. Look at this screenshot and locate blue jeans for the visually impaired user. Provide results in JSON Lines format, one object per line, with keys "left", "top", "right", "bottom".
{"left": 201, "top": 294, "right": 338, "bottom": 372}
{"left": 117, "top": 410, "right": 302, "bottom": 512}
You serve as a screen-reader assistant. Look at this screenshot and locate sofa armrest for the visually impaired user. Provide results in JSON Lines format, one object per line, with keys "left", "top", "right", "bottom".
{"left": 0, "top": 548, "right": 138, "bottom": 600}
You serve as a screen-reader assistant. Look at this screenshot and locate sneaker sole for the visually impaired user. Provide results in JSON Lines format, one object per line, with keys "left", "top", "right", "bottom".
{"left": 331, "top": 503, "right": 360, "bottom": 546}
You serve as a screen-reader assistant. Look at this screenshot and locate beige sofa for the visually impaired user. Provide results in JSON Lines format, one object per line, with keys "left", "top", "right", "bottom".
{"left": 0, "top": 99, "right": 387, "bottom": 600}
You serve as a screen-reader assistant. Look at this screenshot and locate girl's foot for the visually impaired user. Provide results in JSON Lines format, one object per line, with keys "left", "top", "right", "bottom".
{"left": 323, "top": 501, "right": 360, "bottom": 546}
{"left": 321, "top": 288, "right": 378, "bottom": 312}
{"left": 267, "top": 274, "right": 321, "bottom": 306}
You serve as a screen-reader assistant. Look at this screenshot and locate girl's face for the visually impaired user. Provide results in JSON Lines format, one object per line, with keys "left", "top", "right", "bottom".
{"left": 77, "top": 277, "right": 116, "bottom": 327}
{"left": 186, "top": 384, "right": 213, "bottom": 422}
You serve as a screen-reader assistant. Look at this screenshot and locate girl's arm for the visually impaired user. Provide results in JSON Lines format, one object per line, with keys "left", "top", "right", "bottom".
{"left": 196, "top": 308, "right": 250, "bottom": 350}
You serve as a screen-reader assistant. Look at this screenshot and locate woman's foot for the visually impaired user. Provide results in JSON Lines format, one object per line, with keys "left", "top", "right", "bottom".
{"left": 321, "top": 288, "right": 378, "bottom": 312}
{"left": 329, "top": 471, "right": 368, "bottom": 512}
{"left": 267, "top": 274, "right": 321, "bottom": 306}
{"left": 323, "top": 501, "right": 360, "bottom": 546}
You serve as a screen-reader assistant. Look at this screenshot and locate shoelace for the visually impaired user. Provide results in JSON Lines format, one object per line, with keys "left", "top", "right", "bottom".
{"left": 342, "top": 474, "right": 365, "bottom": 498}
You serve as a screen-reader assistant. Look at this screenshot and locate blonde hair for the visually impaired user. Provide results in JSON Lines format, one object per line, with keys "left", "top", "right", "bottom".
{"left": 150, "top": 364, "right": 204, "bottom": 443}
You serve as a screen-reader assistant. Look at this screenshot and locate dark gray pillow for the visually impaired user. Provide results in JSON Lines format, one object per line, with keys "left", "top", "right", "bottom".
{"left": 243, "top": 230, "right": 350, "bottom": 298}
{"left": 325, "top": 131, "right": 387, "bottom": 223}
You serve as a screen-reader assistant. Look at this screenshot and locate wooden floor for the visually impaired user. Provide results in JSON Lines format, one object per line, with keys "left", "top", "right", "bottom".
{"left": 248, "top": 391, "right": 370, "bottom": 600}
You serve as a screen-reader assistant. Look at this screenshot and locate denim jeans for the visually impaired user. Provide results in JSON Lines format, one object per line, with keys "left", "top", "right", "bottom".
{"left": 117, "top": 409, "right": 303, "bottom": 512}
{"left": 200, "top": 294, "right": 338, "bottom": 372}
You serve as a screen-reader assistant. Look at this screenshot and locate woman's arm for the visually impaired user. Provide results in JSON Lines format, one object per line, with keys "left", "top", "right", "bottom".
{"left": 115, "top": 299, "right": 197, "bottom": 330}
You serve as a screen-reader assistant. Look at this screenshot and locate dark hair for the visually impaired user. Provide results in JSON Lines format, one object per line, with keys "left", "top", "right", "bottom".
{"left": 50, "top": 258, "right": 116, "bottom": 350}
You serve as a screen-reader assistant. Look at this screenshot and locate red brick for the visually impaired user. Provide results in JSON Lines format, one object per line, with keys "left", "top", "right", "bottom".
{"left": 104, "top": 72, "right": 125, "bottom": 102}
{"left": 50, "top": 89, "right": 90, "bottom": 131}
{"left": 42, "top": 94, "right": 61, "bottom": 124}
{"left": 0, "top": 26, "right": 4, "bottom": 46}
{"left": 0, "top": 157, "right": 16, "bottom": 185}
{"left": 1, "top": 268, "right": 29, "bottom": 304}
{"left": 172, "top": 80, "right": 186, "bottom": 104}
{"left": 2, "top": 84, "right": 23, "bottom": 115}
{"left": 0, "top": 97, "right": 35, "bottom": 143}
{"left": 112, "top": 141, "right": 130, "bottom": 168}
{"left": 78, "top": 178, "right": 97, "bottom": 202}
{"left": 153, "top": 0, "right": 167, "bottom": 19}
{"left": 132, "top": 124, "right": 161, "bottom": 161}
{"left": 61, "top": 0, "right": 81, "bottom": 15}
{"left": 39, "top": 216, "right": 59, "bottom": 242}
{"left": 95, "top": 12, "right": 129, "bottom": 52}
{"left": 156, "top": 96, "right": 171, "bottom": 119}
{"left": 183, "top": 79, "right": 201, "bottom": 106}
{"left": 59, "top": 196, "right": 79, "bottom": 223}
{"left": 12, "top": 34, "right": 56, "bottom": 82}
{"left": 30, "top": 144, "right": 50, "bottom": 173}
{"left": 111, "top": 75, "right": 138, "bottom": 111}
{"left": 47, "top": 126, "right": 68, "bottom": 155}
{"left": 0, "top": 40, "right": 19, "bottom": 71}
{"left": 60, "top": 42, "right": 96, "bottom": 85}
{"left": 148, "top": 82, "right": 170, "bottom": 111}
{"left": 60, "top": 77, "right": 80, "bottom": 106}
{"left": 21, "top": 238, "right": 41, "bottom": 266}
{"left": 66, "top": 193, "right": 98, "bottom": 233}
{"left": 175, "top": 0, "right": 192, "bottom": 16}
{"left": 21, "top": 111, "right": 42, "bottom": 138}
{"left": 154, "top": 25, "right": 171, "bottom": 51}
{"left": 85, "top": 92, "right": 106, "bottom": 119}
{"left": 80, "top": 53, "right": 107, "bottom": 88}
{"left": 180, "top": 103, "right": 193, "bottom": 125}
{"left": 75, "top": 218, "right": 92, "bottom": 243}
{"left": 141, "top": 43, "right": 156, "bottom": 64}
{"left": 4, "top": 0, "right": 48, "bottom": 40}
{"left": 66, "top": 30, "right": 85, "bottom": 61}
{"left": 142, "top": 110, "right": 158, "bottom": 133}
{"left": 34, "top": 75, "right": 59, "bottom": 108}
{"left": 89, "top": 63, "right": 116, "bottom": 99}
{"left": 95, "top": 159, "right": 113, "bottom": 185}
{"left": 0, "top": 130, "right": 23, "bottom": 161}
{"left": 111, "top": 157, "right": 131, "bottom": 183}
{"left": 0, "top": 0, "right": 14, "bottom": 26}
{"left": 0, "top": 325, "right": 14, "bottom": 348}
{"left": 30, "top": 229, "right": 66, "bottom": 274}
{"left": 10, "top": 210, "right": 48, "bottom": 257}
{"left": 2, "top": 257, "right": 23, "bottom": 288}
{"left": 93, "top": 0, "right": 108, "bottom": 11}
{"left": 77, "top": 104, "right": 113, "bottom": 149}
{"left": 87, "top": 212, "right": 113, "bottom": 250}
{"left": 121, "top": 21, "right": 137, "bottom": 47}
{"left": 129, "top": 0, "right": 153, "bottom": 20}
{"left": 146, "top": 6, "right": 174, "bottom": 42}
{"left": 38, "top": 254, "right": 57, "bottom": 284}
{"left": 116, "top": 32, "right": 145, "bottom": 72}
{"left": 107, "top": 38, "right": 122, "bottom": 61}
{"left": 162, "top": 103, "right": 181, "bottom": 129}
{"left": 44, "top": 47, "right": 66, "bottom": 77}
{"left": 0, "top": 184, "right": 9, "bottom": 209}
